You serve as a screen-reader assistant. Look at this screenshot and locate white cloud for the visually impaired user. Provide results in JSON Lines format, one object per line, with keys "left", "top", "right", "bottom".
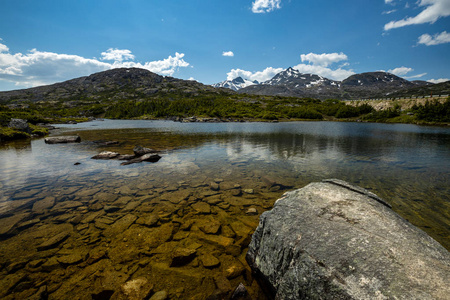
{"left": 428, "top": 78, "right": 450, "bottom": 83}
{"left": 0, "top": 41, "right": 190, "bottom": 88}
{"left": 292, "top": 64, "right": 355, "bottom": 81}
{"left": 300, "top": 52, "right": 348, "bottom": 67}
{"left": 0, "top": 42, "right": 9, "bottom": 53}
{"left": 417, "top": 31, "right": 450, "bottom": 45}
{"left": 252, "top": 0, "right": 281, "bottom": 13}
{"left": 227, "top": 67, "right": 284, "bottom": 82}
{"left": 385, "top": 0, "right": 395, "bottom": 4}
{"left": 101, "top": 48, "right": 135, "bottom": 61}
{"left": 384, "top": 0, "right": 450, "bottom": 30}
{"left": 382, "top": 9, "right": 397, "bottom": 14}
{"left": 222, "top": 51, "right": 234, "bottom": 57}
{"left": 388, "top": 66, "right": 413, "bottom": 76}
{"left": 404, "top": 72, "right": 428, "bottom": 79}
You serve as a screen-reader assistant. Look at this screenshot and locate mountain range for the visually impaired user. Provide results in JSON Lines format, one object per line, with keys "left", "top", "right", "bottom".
{"left": 0, "top": 67, "right": 448, "bottom": 105}
{"left": 214, "top": 67, "right": 441, "bottom": 99}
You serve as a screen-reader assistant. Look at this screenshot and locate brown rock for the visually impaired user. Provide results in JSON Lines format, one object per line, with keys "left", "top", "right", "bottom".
{"left": 170, "top": 248, "right": 197, "bottom": 267}
{"left": 191, "top": 202, "right": 211, "bottom": 214}
{"left": 200, "top": 254, "right": 220, "bottom": 269}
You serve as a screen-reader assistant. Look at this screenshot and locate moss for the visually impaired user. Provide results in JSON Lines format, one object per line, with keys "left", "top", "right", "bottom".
{"left": 0, "top": 126, "right": 30, "bottom": 141}
{"left": 29, "top": 124, "right": 49, "bottom": 136}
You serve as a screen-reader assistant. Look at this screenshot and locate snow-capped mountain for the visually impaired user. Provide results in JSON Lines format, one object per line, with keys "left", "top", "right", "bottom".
{"left": 264, "top": 67, "right": 339, "bottom": 88}
{"left": 239, "top": 69, "right": 421, "bottom": 99}
{"left": 211, "top": 76, "right": 258, "bottom": 91}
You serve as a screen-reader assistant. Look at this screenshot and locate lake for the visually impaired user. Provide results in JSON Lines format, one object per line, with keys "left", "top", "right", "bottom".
{"left": 0, "top": 120, "right": 449, "bottom": 299}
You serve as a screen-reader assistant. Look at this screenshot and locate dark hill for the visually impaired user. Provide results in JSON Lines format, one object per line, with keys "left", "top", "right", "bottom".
{"left": 0, "top": 68, "right": 230, "bottom": 104}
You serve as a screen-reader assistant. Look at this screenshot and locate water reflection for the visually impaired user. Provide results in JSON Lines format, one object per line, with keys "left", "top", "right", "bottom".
{"left": 0, "top": 120, "right": 449, "bottom": 299}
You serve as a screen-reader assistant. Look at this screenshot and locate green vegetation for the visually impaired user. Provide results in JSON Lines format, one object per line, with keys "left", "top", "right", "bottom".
{"left": 411, "top": 99, "right": 450, "bottom": 122}
{"left": 1, "top": 95, "right": 449, "bottom": 142}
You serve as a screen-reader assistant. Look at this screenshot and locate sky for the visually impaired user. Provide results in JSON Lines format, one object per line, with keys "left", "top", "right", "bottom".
{"left": 0, "top": 0, "right": 449, "bottom": 91}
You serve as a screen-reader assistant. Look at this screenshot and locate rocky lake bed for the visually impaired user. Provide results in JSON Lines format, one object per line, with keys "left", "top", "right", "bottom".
{"left": 0, "top": 120, "right": 449, "bottom": 299}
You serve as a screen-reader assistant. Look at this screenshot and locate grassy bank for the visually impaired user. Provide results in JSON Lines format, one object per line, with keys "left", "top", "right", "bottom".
{"left": 1, "top": 95, "right": 449, "bottom": 142}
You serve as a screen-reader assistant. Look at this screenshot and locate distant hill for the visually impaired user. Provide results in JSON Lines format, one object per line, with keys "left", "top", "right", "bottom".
{"left": 0, "top": 68, "right": 230, "bottom": 104}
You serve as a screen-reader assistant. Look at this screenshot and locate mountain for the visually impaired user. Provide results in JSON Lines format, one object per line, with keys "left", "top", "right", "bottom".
{"left": 238, "top": 69, "right": 435, "bottom": 99}
{"left": 264, "top": 67, "right": 339, "bottom": 88}
{"left": 0, "top": 68, "right": 231, "bottom": 104}
{"left": 211, "top": 76, "right": 258, "bottom": 91}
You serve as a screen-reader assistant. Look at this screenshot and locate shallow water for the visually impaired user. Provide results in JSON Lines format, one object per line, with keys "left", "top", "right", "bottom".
{"left": 0, "top": 120, "right": 449, "bottom": 299}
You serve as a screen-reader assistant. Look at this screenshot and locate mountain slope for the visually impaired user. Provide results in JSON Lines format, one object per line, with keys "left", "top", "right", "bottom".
{"left": 0, "top": 68, "right": 230, "bottom": 103}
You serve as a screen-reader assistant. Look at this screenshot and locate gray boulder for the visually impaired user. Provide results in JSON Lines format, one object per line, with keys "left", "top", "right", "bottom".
{"left": 8, "top": 118, "right": 31, "bottom": 133}
{"left": 44, "top": 136, "right": 81, "bottom": 144}
{"left": 246, "top": 179, "right": 450, "bottom": 300}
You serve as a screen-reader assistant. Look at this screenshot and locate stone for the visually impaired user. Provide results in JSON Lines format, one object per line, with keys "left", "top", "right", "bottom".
{"left": 57, "top": 253, "right": 84, "bottom": 265}
{"left": 243, "top": 189, "right": 254, "bottom": 194}
{"left": 0, "top": 213, "right": 29, "bottom": 236}
{"left": 136, "top": 214, "right": 159, "bottom": 227}
{"left": 112, "top": 277, "right": 154, "bottom": 300}
{"left": 191, "top": 202, "right": 211, "bottom": 214}
{"left": 199, "top": 234, "right": 234, "bottom": 248}
{"left": 210, "top": 182, "right": 220, "bottom": 191}
{"left": 149, "top": 290, "right": 168, "bottom": 300}
{"left": 170, "top": 248, "right": 197, "bottom": 267}
{"left": 245, "top": 208, "right": 258, "bottom": 215}
{"left": 37, "top": 231, "right": 70, "bottom": 251}
{"left": 117, "top": 154, "right": 136, "bottom": 160}
{"left": 198, "top": 219, "right": 221, "bottom": 235}
{"left": 8, "top": 118, "right": 31, "bottom": 133}
{"left": 200, "top": 254, "right": 220, "bottom": 269}
{"left": 44, "top": 136, "right": 81, "bottom": 144}
{"left": 103, "top": 214, "right": 137, "bottom": 238}
{"left": 121, "top": 153, "right": 161, "bottom": 165}
{"left": 91, "top": 151, "right": 120, "bottom": 159}
{"left": 133, "top": 145, "right": 157, "bottom": 157}
{"left": 104, "top": 205, "right": 120, "bottom": 213}
{"left": 246, "top": 180, "right": 450, "bottom": 300}
{"left": 231, "top": 283, "right": 248, "bottom": 299}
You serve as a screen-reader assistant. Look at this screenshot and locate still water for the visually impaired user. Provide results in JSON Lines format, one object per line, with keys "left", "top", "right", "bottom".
{"left": 0, "top": 120, "right": 449, "bottom": 299}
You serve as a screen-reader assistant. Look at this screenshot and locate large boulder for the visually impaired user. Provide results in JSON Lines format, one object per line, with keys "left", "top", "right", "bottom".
{"left": 246, "top": 179, "right": 450, "bottom": 299}
{"left": 44, "top": 136, "right": 81, "bottom": 144}
{"left": 8, "top": 118, "right": 31, "bottom": 133}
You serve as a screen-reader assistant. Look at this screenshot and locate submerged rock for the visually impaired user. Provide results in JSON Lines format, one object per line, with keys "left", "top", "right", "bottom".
{"left": 246, "top": 179, "right": 450, "bottom": 299}
{"left": 44, "top": 136, "right": 81, "bottom": 144}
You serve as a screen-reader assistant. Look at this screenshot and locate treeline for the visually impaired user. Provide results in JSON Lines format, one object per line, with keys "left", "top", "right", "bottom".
{"left": 104, "top": 95, "right": 375, "bottom": 121}
{"left": 411, "top": 99, "right": 450, "bottom": 122}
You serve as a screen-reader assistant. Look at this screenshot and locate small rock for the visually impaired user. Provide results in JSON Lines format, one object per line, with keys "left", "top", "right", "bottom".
{"left": 200, "top": 254, "right": 220, "bottom": 269}
{"left": 74, "top": 162, "right": 81, "bottom": 165}
{"left": 246, "top": 208, "right": 258, "bottom": 215}
{"left": 243, "top": 189, "right": 254, "bottom": 194}
{"left": 149, "top": 290, "right": 168, "bottom": 300}
{"left": 116, "top": 277, "right": 153, "bottom": 300}
{"left": 133, "top": 145, "right": 157, "bottom": 157}
{"left": 210, "top": 182, "right": 220, "bottom": 191}
{"left": 37, "top": 231, "right": 70, "bottom": 251}
{"left": 191, "top": 202, "right": 211, "bottom": 214}
{"left": 8, "top": 118, "right": 31, "bottom": 133}
{"left": 231, "top": 283, "right": 249, "bottom": 299}
{"left": 92, "top": 151, "right": 120, "bottom": 159}
{"left": 170, "top": 248, "right": 197, "bottom": 267}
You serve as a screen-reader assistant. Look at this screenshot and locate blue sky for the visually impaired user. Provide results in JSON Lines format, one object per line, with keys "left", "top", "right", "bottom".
{"left": 0, "top": 0, "right": 449, "bottom": 91}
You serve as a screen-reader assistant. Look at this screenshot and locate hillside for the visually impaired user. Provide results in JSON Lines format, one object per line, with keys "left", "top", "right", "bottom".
{"left": 0, "top": 68, "right": 231, "bottom": 104}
